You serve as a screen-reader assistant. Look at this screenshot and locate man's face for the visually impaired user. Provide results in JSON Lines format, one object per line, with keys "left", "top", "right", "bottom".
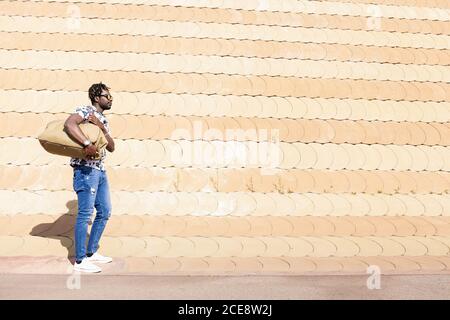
{"left": 96, "top": 89, "right": 113, "bottom": 110}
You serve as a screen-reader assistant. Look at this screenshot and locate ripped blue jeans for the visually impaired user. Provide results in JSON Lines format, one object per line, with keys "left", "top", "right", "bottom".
{"left": 73, "top": 166, "right": 111, "bottom": 261}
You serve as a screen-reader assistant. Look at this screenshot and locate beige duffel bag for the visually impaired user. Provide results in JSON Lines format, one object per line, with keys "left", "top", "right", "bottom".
{"left": 38, "top": 120, "right": 108, "bottom": 160}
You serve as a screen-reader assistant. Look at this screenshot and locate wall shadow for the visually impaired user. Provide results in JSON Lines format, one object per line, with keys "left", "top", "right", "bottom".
{"left": 29, "top": 200, "right": 91, "bottom": 264}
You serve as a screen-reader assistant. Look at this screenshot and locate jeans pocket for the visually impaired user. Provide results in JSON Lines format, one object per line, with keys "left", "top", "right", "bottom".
{"left": 73, "top": 168, "right": 92, "bottom": 192}
{"left": 73, "top": 171, "right": 85, "bottom": 192}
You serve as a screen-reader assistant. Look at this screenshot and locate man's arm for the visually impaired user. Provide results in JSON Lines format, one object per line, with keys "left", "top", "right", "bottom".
{"left": 64, "top": 114, "right": 89, "bottom": 146}
{"left": 104, "top": 131, "right": 115, "bottom": 153}
{"left": 64, "top": 114, "right": 98, "bottom": 157}
{"left": 86, "top": 114, "right": 115, "bottom": 152}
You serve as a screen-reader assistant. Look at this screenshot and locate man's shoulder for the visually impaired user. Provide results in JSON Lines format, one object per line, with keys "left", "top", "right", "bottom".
{"left": 74, "top": 105, "right": 93, "bottom": 113}
{"left": 73, "top": 105, "right": 94, "bottom": 119}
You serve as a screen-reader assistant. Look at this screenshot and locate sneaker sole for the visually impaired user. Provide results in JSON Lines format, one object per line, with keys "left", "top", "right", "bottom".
{"left": 73, "top": 266, "right": 102, "bottom": 273}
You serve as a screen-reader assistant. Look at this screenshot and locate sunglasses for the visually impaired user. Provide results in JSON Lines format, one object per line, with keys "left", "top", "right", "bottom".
{"left": 99, "top": 94, "right": 113, "bottom": 100}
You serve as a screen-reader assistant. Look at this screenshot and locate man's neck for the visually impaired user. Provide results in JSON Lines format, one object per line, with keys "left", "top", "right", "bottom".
{"left": 92, "top": 104, "right": 104, "bottom": 114}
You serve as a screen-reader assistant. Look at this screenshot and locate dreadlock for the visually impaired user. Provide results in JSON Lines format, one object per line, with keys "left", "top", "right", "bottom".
{"left": 88, "top": 82, "right": 110, "bottom": 104}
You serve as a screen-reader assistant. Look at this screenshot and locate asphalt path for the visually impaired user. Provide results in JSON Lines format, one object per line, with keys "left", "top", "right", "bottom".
{"left": 1, "top": 274, "right": 450, "bottom": 299}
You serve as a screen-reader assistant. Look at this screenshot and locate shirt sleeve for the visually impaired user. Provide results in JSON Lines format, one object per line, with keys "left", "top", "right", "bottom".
{"left": 74, "top": 106, "right": 92, "bottom": 121}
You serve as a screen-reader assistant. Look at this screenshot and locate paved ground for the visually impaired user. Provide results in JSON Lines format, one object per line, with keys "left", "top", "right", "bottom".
{"left": 1, "top": 274, "right": 450, "bottom": 300}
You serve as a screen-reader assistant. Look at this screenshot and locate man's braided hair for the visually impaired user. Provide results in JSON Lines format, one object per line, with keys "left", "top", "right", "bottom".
{"left": 88, "top": 82, "right": 110, "bottom": 104}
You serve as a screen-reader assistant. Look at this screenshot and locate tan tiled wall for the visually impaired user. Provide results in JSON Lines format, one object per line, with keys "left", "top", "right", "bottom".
{"left": 1, "top": 0, "right": 450, "bottom": 274}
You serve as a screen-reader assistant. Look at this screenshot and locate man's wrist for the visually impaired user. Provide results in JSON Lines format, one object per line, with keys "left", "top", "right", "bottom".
{"left": 82, "top": 139, "right": 92, "bottom": 147}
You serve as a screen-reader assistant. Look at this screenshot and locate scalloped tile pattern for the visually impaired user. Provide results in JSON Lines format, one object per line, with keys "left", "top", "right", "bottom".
{"left": 0, "top": 0, "right": 449, "bottom": 275}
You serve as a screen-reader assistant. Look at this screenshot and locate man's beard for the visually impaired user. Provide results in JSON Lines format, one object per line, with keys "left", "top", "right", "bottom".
{"left": 101, "top": 104, "right": 112, "bottom": 110}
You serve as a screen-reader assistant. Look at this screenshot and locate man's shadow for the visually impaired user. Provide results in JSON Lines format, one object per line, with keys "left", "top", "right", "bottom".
{"left": 30, "top": 200, "right": 91, "bottom": 264}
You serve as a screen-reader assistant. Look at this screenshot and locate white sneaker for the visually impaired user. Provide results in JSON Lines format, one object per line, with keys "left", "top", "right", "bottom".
{"left": 73, "top": 259, "right": 101, "bottom": 273}
{"left": 86, "top": 252, "right": 113, "bottom": 264}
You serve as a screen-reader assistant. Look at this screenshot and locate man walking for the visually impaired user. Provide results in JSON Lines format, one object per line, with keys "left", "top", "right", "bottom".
{"left": 64, "top": 82, "right": 115, "bottom": 273}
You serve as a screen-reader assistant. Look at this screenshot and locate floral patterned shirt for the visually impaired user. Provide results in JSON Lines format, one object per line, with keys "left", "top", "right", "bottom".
{"left": 69, "top": 105, "right": 111, "bottom": 171}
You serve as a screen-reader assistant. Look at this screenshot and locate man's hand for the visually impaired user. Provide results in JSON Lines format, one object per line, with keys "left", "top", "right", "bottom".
{"left": 83, "top": 144, "right": 98, "bottom": 160}
{"left": 88, "top": 114, "right": 106, "bottom": 133}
